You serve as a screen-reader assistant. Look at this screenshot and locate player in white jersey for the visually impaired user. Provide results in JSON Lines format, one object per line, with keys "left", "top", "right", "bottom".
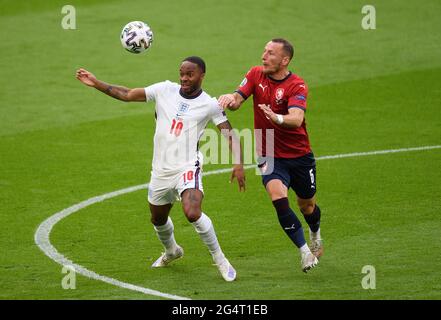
{"left": 76, "top": 56, "right": 245, "bottom": 282}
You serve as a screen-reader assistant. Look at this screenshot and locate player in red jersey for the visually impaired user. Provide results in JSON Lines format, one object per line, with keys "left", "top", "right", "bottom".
{"left": 219, "top": 38, "right": 322, "bottom": 273}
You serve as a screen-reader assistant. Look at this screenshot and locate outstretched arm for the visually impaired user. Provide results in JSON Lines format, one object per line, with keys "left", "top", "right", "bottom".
{"left": 76, "top": 68, "right": 146, "bottom": 102}
{"left": 217, "top": 120, "right": 246, "bottom": 192}
{"left": 258, "top": 104, "right": 304, "bottom": 128}
{"left": 218, "top": 92, "right": 245, "bottom": 111}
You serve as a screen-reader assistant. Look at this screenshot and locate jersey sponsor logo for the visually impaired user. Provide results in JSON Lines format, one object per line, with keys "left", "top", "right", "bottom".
{"left": 275, "top": 88, "right": 284, "bottom": 104}
{"left": 239, "top": 77, "right": 247, "bottom": 87}
{"left": 259, "top": 83, "right": 268, "bottom": 92}
{"left": 178, "top": 102, "right": 189, "bottom": 113}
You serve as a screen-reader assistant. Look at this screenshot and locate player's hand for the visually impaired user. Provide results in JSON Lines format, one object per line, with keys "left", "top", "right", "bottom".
{"left": 218, "top": 94, "right": 235, "bottom": 109}
{"left": 258, "top": 104, "right": 277, "bottom": 123}
{"left": 230, "top": 164, "right": 246, "bottom": 192}
{"left": 76, "top": 68, "right": 97, "bottom": 87}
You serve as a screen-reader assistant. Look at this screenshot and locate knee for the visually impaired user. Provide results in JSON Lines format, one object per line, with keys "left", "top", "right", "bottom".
{"left": 265, "top": 180, "right": 288, "bottom": 201}
{"left": 149, "top": 203, "right": 172, "bottom": 226}
{"left": 267, "top": 188, "right": 288, "bottom": 202}
{"left": 150, "top": 215, "right": 167, "bottom": 226}
{"left": 182, "top": 203, "right": 201, "bottom": 223}
{"left": 299, "top": 201, "right": 315, "bottom": 215}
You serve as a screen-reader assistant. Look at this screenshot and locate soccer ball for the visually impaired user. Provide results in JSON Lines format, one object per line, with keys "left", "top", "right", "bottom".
{"left": 120, "top": 21, "right": 153, "bottom": 54}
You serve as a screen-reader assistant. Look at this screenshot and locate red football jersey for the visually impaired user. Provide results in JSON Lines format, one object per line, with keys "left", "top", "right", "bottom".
{"left": 236, "top": 66, "right": 312, "bottom": 158}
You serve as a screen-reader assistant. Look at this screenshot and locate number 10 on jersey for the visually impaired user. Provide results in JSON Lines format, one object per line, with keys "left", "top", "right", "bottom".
{"left": 170, "top": 119, "right": 183, "bottom": 136}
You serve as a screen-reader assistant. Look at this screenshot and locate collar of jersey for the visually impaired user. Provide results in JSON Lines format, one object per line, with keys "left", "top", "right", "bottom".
{"left": 267, "top": 71, "right": 292, "bottom": 83}
{"left": 179, "top": 88, "right": 203, "bottom": 99}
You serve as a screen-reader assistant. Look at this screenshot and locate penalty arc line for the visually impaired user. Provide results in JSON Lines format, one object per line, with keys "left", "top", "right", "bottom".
{"left": 34, "top": 144, "right": 441, "bottom": 300}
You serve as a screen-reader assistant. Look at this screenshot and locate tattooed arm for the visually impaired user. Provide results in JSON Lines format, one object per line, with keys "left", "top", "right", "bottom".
{"left": 217, "top": 120, "right": 246, "bottom": 192}
{"left": 76, "top": 68, "right": 146, "bottom": 102}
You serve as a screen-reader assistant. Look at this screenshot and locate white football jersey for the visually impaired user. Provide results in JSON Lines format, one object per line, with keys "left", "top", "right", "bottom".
{"left": 144, "top": 81, "right": 227, "bottom": 177}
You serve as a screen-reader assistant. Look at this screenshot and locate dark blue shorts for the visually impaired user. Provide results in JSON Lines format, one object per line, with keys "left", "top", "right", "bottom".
{"left": 260, "top": 152, "right": 317, "bottom": 200}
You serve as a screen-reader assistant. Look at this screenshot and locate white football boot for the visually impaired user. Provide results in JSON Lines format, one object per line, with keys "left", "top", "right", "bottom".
{"left": 301, "top": 251, "right": 319, "bottom": 273}
{"left": 215, "top": 258, "right": 237, "bottom": 282}
{"left": 151, "top": 245, "right": 184, "bottom": 268}
{"left": 310, "top": 238, "right": 324, "bottom": 259}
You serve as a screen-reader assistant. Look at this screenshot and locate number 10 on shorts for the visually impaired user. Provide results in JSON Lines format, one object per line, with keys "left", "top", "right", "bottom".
{"left": 183, "top": 170, "right": 194, "bottom": 184}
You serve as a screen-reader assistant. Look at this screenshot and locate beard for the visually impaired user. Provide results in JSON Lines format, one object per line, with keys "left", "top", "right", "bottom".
{"left": 181, "top": 82, "right": 201, "bottom": 96}
{"left": 262, "top": 63, "right": 280, "bottom": 75}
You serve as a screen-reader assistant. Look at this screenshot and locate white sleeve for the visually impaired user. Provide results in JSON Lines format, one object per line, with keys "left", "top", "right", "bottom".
{"left": 144, "top": 81, "right": 168, "bottom": 103}
{"left": 211, "top": 100, "right": 228, "bottom": 126}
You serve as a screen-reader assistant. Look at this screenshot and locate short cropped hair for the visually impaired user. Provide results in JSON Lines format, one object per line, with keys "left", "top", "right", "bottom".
{"left": 182, "top": 56, "right": 206, "bottom": 73}
{"left": 271, "top": 38, "right": 294, "bottom": 60}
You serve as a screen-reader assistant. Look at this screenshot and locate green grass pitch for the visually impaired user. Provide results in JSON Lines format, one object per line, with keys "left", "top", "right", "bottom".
{"left": 0, "top": 0, "right": 440, "bottom": 299}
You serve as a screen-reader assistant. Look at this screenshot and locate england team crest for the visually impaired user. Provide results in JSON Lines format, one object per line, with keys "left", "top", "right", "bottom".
{"left": 178, "top": 102, "right": 189, "bottom": 113}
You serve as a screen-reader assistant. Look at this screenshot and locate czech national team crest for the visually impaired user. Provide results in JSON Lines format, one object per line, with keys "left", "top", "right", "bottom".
{"left": 275, "top": 88, "right": 284, "bottom": 104}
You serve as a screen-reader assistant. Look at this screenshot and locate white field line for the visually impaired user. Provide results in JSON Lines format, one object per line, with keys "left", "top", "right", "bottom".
{"left": 315, "top": 145, "right": 441, "bottom": 160}
{"left": 34, "top": 145, "right": 441, "bottom": 300}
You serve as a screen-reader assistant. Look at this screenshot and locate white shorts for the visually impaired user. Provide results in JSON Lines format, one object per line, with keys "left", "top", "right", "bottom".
{"left": 148, "top": 162, "right": 204, "bottom": 206}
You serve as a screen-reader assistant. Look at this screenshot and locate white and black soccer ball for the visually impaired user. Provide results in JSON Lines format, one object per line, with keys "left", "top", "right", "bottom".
{"left": 120, "top": 21, "right": 153, "bottom": 54}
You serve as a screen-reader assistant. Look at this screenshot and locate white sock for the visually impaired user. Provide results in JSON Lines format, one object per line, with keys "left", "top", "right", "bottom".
{"left": 153, "top": 217, "right": 178, "bottom": 255}
{"left": 300, "top": 243, "right": 311, "bottom": 255}
{"left": 310, "top": 228, "right": 322, "bottom": 241}
{"left": 192, "top": 213, "right": 225, "bottom": 264}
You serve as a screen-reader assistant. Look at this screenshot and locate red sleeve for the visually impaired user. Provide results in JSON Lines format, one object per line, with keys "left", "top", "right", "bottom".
{"left": 235, "top": 67, "right": 257, "bottom": 100}
{"left": 287, "top": 83, "right": 308, "bottom": 111}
